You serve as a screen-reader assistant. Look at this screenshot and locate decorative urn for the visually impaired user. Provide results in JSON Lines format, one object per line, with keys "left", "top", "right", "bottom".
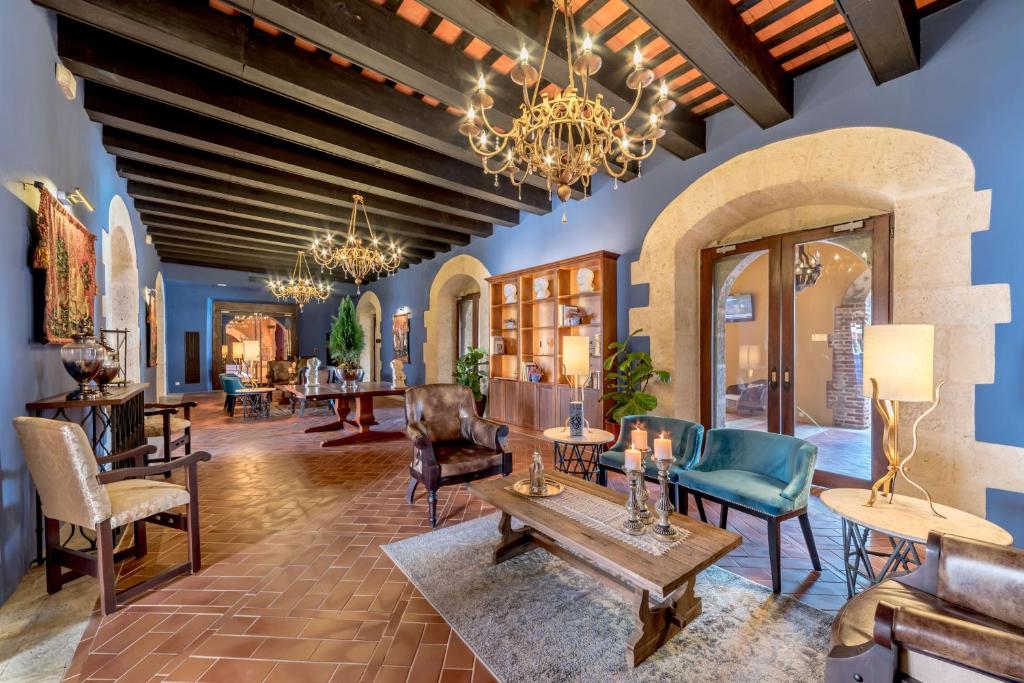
{"left": 95, "top": 337, "right": 121, "bottom": 394}
{"left": 60, "top": 331, "right": 106, "bottom": 400}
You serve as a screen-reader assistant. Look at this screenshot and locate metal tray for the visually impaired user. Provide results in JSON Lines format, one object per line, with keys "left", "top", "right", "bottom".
{"left": 510, "top": 477, "right": 565, "bottom": 497}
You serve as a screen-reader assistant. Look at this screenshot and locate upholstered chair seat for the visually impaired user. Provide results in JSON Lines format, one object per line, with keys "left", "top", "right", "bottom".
{"left": 144, "top": 415, "right": 190, "bottom": 438}
{"left": 405, "top": 384, "right": 512, "bottom": 527}
{"left": 674, "top": 428, "right": 820, "bottom": 593}
{"left": 144, "top": 401, "right": 197, "bottom": 476}
{"left": 13, "top": 416, "right": 210, "bottom": 615}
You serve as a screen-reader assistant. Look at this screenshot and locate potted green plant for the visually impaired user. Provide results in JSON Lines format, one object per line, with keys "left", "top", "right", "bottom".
{"left": 328, "top": 297, "right": 365, "bottom": 382}
{"left": 455, "top": 346, "right": 489, "bottom": 416}
{"left": 601, "top": 329, "right": 671, "bottom": 434}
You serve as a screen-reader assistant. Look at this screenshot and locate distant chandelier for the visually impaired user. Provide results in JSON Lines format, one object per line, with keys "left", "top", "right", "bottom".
{"left": 311, "top": 194, "right": 401, "bottom": 291}
{"left": 795, "top": 245, "right": 823, "bottom": 292}
{"left": 267, "top": 250, "right": 331, "bottom": 310}
{"left": 459, "top": 0, "right": 670, "bottom": 220}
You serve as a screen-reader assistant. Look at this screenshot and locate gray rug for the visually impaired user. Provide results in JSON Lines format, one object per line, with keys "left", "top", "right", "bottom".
{"left": 383, "top": 514, "right": 833, "bottom": 682}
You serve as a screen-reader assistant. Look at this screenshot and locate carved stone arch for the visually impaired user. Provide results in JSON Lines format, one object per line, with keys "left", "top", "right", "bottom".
{"left": 102, "top": 195, "right": 141, "bottom": 383}
{"left": 356, "top": 291, "right": 383, "bottom": 381}
{"left": 423, "top": 255, "right": 491, "bottom": 384}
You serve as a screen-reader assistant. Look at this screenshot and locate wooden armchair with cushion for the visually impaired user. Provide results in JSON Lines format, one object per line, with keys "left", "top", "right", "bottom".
{"left": 144, "top": 401, "right": 196, "bottom": 473}
{"left": 13, "top": 417, "right": 211, "bottom": 615}
{"left": 826, "top": 531, "right": 1024, "bottom": 682}
{"left": 405, "top": 384, "right": 512, "bottom": 527}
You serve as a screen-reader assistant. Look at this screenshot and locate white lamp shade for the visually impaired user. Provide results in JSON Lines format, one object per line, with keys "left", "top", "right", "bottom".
{"left": 739, "top": 344, "right": 761, "bottom": 370}
{"left": 221, "top": 344, "right": 229, "bottom": 359}
{"left": 862, "top": 324, "right": 934, "bottom": 402}
{"left": 242, "top": 340, "right": 261, "bottom": 362}
{"left": 562, "top": 336, "right": 590, "bottom": 377}
{"left": 231, "top": 341, "right": 245, "bottom": 359}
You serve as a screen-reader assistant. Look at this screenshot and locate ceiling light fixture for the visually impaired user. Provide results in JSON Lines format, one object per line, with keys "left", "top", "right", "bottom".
{"left": 267, "top": 250, "right": 331, "bottom": 310}
{"left": 310, "top": 194, "right": 401, "bottom": 292}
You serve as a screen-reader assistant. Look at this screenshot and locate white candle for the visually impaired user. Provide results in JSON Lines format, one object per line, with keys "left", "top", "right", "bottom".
{"left": 654, "top": 434, "right": 672, "bottom": 461}
{"left": 624, "top": 447, "right": 642, "bottom": 472}
{"left": 631, "top": 426, "right": 648, "bottom": 451}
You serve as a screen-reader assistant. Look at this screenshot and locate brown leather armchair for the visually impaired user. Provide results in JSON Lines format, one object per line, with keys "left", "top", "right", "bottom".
{"left": 826, "top": 532, "right": 1024, "bottom": 683}
{"left": 405, "top": 384, "right": 512, "bottom": 527}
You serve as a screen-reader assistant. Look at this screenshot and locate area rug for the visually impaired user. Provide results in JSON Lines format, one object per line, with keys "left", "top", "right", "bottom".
{"left": 383, "top": 514, "right": 833, "bottom": 682}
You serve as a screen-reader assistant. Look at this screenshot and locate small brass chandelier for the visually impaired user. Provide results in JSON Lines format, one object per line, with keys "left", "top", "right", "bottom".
{"left": 460, "top": 0, "right": 670, "bottom": 220}
{"left": 311, "top": 194, "right": 401, "bottom": 292}
{"left": 267, "top": 250, "right": 331, "bottom": 310}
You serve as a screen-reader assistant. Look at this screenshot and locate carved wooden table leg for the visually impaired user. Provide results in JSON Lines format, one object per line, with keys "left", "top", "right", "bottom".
{"left": 352, "top": 395, "right": 379, "bottom": 432}
{"left": 304, "top": 397, "right": 353, "bottom": 433}
{"left": 493, "top": 511, "right": 535, "bottom": 564}
{"left": 627, "top": 578, "right": 701, "bottom": 667}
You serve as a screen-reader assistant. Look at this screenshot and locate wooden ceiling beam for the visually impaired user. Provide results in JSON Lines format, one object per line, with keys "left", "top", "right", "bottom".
{"left": 153, "top": 247, "right": 392, "bottom": 280}
{"left": 129, "top": 191, "right": 456, "bottom": 251}
{"left": 116, "top": 158, "right": 488, "bottom": 237}
{"left": 622, "top": 0, "right": 792, "bottom": 128}
{"left": 84, "top": 84, "right": 522, "bottom": 225}
{"left": 57, "top": 19, "right": 550, "bottom": 212}
{"left": 835, "top": 0, "right": 920, "bottom": 85}
{"left": 417, "top": 0, "right": 706, "bottom": 158}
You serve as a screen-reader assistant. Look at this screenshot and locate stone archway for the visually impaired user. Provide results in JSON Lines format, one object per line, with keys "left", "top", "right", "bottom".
{"left": 630, "top": 127, "right": 1014, "bottom": 514}
{"left": 102, "top": 195, "right": 141, "bottom": 383}
{"left": 356, "top": 291, "right": 383, "bottom": 381}
{"left": 155, "top": 272, "right": 168, "bottom": 399}
{"left": 423, "top": 255, "right": 490, "bottom": 384}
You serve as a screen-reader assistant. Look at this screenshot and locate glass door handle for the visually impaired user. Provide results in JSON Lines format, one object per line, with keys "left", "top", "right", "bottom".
{"left": 783, "top": 368, "right": 792, "bottom": 391}
{"left": 770, "top": 368, "right": 779, "bottom": 390}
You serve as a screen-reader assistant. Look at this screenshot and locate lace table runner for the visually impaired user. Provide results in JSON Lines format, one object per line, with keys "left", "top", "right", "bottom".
{"left": 510, "top": 484, "right": 690, "bottom": 556}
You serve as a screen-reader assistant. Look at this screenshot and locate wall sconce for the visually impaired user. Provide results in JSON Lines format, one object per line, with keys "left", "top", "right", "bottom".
{"left": 55, "top": 62, "right": 76, "bottom": 101}
{"left": 26, "top": 181, "right": 94, "bottom": 212}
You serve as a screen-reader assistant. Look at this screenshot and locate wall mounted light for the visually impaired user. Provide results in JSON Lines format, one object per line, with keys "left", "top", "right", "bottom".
{"left": 55, "top": 62, "right": 76, "bottom": 101}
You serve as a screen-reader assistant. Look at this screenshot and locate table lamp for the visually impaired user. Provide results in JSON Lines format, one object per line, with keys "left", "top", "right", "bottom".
{"left": 231, "top": 341, "right": 244, "bottom": 362}
{"left": 562, "top": 335, "right": 590, "bottom": 437}
{"left": 862, "top": 324, "right": 945, "bottom": 517}
{"left": 242, "top": 340, "right": 261, "bottom": 386}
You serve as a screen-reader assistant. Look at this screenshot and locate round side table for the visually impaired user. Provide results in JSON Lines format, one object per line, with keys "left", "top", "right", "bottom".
{"left": 542, "top": 427, "right": 614, "bottom": 482}
{"left": 820, "top": 488, "right": 1013, "bottom": 597}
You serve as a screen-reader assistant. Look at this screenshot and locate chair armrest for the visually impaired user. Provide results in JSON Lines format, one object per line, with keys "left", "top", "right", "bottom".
{"left": 144, "top": 407, "right": 178, "bottom": 418}
{"left": 147, "top": 400, "right": 196, "bottom": 419}
{"left": 461, "top": 416, "right": 508, "bottom": 451}
{"left": 780, "top": 457, "right": 813, "bottom": 501}
{"left": 96, "top": 451, "right": 212, "bottom": 483}
{"left": 875, "top": 602, "right": 1024, "bottom": 681}
{"left": 95, "top": 444, "right": 157, "bottom": 469}
{"left": 407, "top": 421, "right": 439, "bottom": 471}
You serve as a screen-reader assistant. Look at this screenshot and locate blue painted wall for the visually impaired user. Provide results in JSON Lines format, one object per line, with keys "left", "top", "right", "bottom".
{"left": 0, "top": 3, "right": 162, "bottom": 602}
{"left": 162, "top": 263, "right": 358, "bottom": 392}
{"left": 368, "top": 0, "right": 1023, "bottom": 453}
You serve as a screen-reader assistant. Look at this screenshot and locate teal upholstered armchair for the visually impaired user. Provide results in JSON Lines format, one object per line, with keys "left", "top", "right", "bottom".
{"left": 596, "top": 415, "right": 704, "bottom": 511}
{"left": 219, "top": 373, "right": 244, "bottom": 416}
{"left": 674, "top": 428, "right": 820, "bottom": 593}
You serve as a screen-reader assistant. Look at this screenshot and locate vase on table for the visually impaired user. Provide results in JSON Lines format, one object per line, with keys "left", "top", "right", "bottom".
{"left": 61, "top": 332, "right": 106, "bottom": 400}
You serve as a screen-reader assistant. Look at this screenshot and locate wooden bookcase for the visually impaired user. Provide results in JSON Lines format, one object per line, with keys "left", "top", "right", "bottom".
{"left": 486, "top": 251, "right": 618, "bottom": 431}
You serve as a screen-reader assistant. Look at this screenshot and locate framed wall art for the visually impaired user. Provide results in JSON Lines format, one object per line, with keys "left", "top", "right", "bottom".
{"left": 392, "top": 311, "right": 410, "bottom": 364}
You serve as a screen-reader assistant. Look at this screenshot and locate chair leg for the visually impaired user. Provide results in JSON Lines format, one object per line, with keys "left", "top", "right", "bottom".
{"left": 719, "top": 504, "right": 729, "bottom": 529}
{"left": 676, "top": 486, "right": 687, "bottom": 516}
{"left": 798, "top": 512, "right": 822, "bottom": 571}
{"left": 300, "top": 400, "right": 305, "bottom": 418}
{"left": 406, "top": 478, "right": 419, "bottom": 504}
{"left": 96, "top": 520, "right": 117, "bottom": 615}
{"left": 133, "top": 520, "right": 148, "bottom": 559}
{"left": 596, "top": 464, "right": 607, "bottom": 486}
{"left": 44, "top": 517, "right": 62, "bottom": 595}
{"left": 428, "top": 490, "right": 438, "bottom": 528}
{"left": 187, "top": 467, "right": 201, "bottom": 572}
{"left": 767, "top": 518, "right": 782, "bottom": 594}
{"left": 694, "top": 495, "right": 708, "bottom": 523}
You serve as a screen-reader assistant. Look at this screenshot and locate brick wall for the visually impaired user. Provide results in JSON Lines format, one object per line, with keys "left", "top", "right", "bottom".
{"left": 828, "top": 303, "right": 871, "bottom": 428}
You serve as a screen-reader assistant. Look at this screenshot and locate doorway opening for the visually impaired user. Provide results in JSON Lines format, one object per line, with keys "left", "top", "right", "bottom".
{"left": 102, "top": 195, "right": 141, "bottom": 382}
{"left": 357, "top": 292, "right": 383, "bottom": 381}
{"left": 700, "top": 215, "right": 891, "bottom": 486}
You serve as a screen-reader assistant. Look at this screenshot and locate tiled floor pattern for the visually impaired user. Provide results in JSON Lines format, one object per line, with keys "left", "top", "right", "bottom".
{"left": 57, "top": 394, "right": 882, "bottom": 682}
{"left": 726, "top": 415, "right": 872, "bottom": 480}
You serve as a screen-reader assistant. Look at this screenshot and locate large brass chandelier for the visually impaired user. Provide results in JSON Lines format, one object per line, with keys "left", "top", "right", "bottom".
{"left": 267, "top": 250, "right": 331, "bottom": 310}
{"left": 311, "top": 194, "right": 400, "bottom": 291}
{"left": 459, "top": 0, "right": 671, "bottom": 219}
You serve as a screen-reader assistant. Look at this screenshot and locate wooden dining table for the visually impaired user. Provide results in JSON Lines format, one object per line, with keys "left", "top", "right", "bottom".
{"left": 280, "top": 382, "right": 406, "bottom": 447}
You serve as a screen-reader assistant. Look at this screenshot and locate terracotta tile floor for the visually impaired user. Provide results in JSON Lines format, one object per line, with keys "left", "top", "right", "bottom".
{"left": 60, "top": 393, "right": 868, "bottom": 682}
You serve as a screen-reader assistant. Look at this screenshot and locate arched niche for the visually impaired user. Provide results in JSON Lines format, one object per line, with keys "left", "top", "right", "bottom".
{"left": 154, "top": 272, "right": 168, "bottom": 399}
{"left": 356, "top": 291, "right": 383, "bottom": 381}
{"left": 102, "top": 195, "right": 141, "bottom": 383}
{"left": 630, "top": 127, "right": 1013, "bottom": 514}
{"left": 423, "top": 254, "right": 491, "bottom": 384}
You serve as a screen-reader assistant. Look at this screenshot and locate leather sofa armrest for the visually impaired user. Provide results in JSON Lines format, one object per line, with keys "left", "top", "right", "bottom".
{"left": 875, "top": 602, "right": 1024, "bottom": 681}
{"left": 461, "top": 415, "right": 508, "bottom": 451}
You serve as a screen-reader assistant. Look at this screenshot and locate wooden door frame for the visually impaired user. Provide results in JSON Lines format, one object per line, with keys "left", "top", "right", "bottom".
{"left": 211, "top": 300, "right": 299, "bottom": 389}
{"left": 700, "top": 215, "right": 893, "bottom": 488}
{"left": 453, "top": 292, "right": 480, "bottom": 366}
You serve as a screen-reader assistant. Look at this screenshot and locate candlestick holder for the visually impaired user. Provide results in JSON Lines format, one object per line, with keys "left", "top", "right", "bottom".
{"left": 635, "top": 449, "right": 652, "bottom": 523}
{"left": 621, "top": 468, "right": 646, "bottom": 535}
{"left": 652, "top": 457, "right": 677, "bottom": 537}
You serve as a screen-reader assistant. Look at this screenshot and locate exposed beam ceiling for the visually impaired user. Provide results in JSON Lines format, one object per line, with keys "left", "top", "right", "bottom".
{"left": 836, "top": 0, "right": 920, "bottom": 85}
{"left": 623, "top": 0, "right": 792, "bottom": 128}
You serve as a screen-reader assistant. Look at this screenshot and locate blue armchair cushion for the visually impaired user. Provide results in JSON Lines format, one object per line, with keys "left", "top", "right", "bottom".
{"left": 219, "top": 373, "right": 244, "bottom": 395}
{"left": 599, "top": 415, "right": 704, "bottom": 479}
{"left": 674, "top": 429, "right": 817, "bottom": 516}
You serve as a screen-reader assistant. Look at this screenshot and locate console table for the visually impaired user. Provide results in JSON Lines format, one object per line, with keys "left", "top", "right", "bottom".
{"left": 280, "top": 382, "right": 406, "bottom": 446}
{"left": 543, "top": 426, "right": 614, "bottom": 481}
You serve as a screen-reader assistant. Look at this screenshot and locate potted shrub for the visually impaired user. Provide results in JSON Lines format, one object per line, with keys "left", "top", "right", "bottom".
{"left": 601, "top": 329, "right": 671, "bottom": 436}
{"left": 328, "top": 297, "right": 365, "bottom": 382}
{"left": 455, "top": 346, "right": 489, "bottom": 416}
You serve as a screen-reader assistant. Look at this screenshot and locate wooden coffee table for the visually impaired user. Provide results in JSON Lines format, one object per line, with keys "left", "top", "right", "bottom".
{"left": 280, "top": 382, "right": 406, "bottom": 447}
{"left": 469, "top": 471, "right": 742, "bottom": 667}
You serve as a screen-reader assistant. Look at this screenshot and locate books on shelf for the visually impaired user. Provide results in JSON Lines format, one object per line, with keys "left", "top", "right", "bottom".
{"left": 491, "top": 336, "right": 506, "bottom": 355}
{"left": 559, "top": 304, "right": 585, "bottom": 326}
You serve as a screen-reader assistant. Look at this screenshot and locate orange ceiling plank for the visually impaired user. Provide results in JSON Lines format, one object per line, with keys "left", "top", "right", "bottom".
{"left": 208, "top": 0, "right": 239, "bottom": 16}
{"left": 756, "top": 0, "right": 834, "bottom": 41}
{"left": 782, "top": 32, "right": 854, "bottom": 71}
{"left": 421, "top": 95, "right": 441, "bottom": 106}
{"left": 680, "top": 81, "right": 716, "bottom": 103}
{"left": 294, "top": 37, "right": 317, "bottom": 53}
{"left": 541, "top": 83, "right": 561, "bottom": 98}
{"left": 741, "top": 0, "right": 784, "bottom": 25}
{"left": 432, "top": 18, "right": 462, "bottom": 44}
{"left": 692, "top": 92, "right": 729, "bottom": 115}
{"left": 330, "top": 54, "right": 351, "bottom": 67}
{"left": 667, "top": 68, "right": 701, "bottom": 90}
{"left": 394, "top": 82, "right": 415, "bottom": 95}
{"left": 447, "top": 105, "right": 465, "bottom": 117}
{"left": 396, "top": 0, "right": 431, "bottom": 27}
{"left": 491, "top": 54, "right": 516, "bottom": 75}
{"left": 582, "top": 0, "right": 628, "bottom": 35}
{"left": 463, "top": 37, "right": 492, "bottom": 60}
{"left": 362, "top": 68, "right": 387, "bottom": 83}
{"left": 653, "top": 53, "right": 687, "bottom": 78}
{"left": 605, "top": 17, "right": 649, "bottom": 53}
{"left": 769, "top": 13, "right": 847, "bottom": 57}
{"left": 641, "top": 36, "right": 670, "bottom": 61}
{"left": 252, "top": 19, "right": 280, "bottom": 36}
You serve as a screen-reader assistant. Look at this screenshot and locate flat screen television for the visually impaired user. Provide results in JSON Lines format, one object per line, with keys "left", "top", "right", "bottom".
{"left": 725, "top": 293, "right": 754, "bottom": 322}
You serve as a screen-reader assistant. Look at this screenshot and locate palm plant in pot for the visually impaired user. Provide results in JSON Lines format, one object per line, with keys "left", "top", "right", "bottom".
{"left": 601, "top": 329, "right": 671, "bottom": 435}
{"left": 328, "top": 297, "right": 365, "bottom": 383}
{"left": 454, "top": 346, "right": 489, "bottom": 416}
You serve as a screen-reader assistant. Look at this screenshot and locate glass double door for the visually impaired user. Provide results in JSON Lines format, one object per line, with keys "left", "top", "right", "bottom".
{"left": 700, "top": 216, "right": 892, "bottom": 486}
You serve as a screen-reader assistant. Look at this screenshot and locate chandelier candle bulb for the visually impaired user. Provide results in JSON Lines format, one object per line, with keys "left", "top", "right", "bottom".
{"left": 654, "top": 434, "right": 672, "bottom": 461}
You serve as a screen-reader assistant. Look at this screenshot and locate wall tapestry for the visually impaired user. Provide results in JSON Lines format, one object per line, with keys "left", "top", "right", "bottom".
{"left": 33, "top": 189, "right": 97, "bottom": 344}
{"left": 392, "top": 312, "right": 410, "bottom": 364}
{"left": 145, "top": 288, "right": 158, "bottom": 367}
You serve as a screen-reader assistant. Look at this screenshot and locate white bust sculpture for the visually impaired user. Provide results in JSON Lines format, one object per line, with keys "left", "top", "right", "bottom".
{"left": 533, "top": 277, "right": 550, "bottom": 300}
{"left": 306, "top": 357, "right": 321, "bottom": 386}
{"left": 391, "top": 359, "right": 406, "bottom": 389}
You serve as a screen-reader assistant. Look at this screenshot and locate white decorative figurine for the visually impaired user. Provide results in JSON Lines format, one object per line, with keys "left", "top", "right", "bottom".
{"left": 577, "top": 267, "right": 595, "bottom": 293}
{"left": 533, "top": 277, "right": 550, "bottom": 300}
{"left": 503, "top": 282, "right": 517, "bottom": 304}
{"left": 391, "top": 359, "right": 406, "bottom": 389}
{"left": 305, "top": 357, "right": 321, "bottom": 386}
